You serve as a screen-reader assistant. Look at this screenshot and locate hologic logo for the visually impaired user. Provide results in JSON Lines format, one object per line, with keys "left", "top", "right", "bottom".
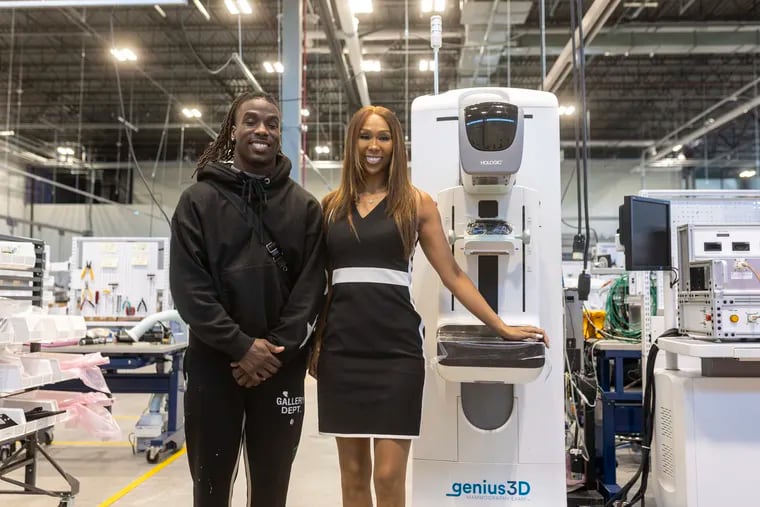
{"left": 446, "top": 479, "right": 531, "bottom": 499}
{"left": 480, "top": 160, "right": 504, "bottom": 166}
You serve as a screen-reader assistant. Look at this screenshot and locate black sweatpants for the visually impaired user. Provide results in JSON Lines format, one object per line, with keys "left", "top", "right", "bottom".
{"left": 184, "top": 345, "right": 308, "bottom": 507}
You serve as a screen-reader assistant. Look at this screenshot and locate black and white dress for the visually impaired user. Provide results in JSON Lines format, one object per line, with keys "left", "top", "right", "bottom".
{"left": 317, "top": 199, "right": 425, "bottom": 438}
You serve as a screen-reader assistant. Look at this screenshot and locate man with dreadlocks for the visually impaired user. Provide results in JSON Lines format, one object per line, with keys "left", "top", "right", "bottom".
{"left": 170, "top": 91, "right": 325, "bottom": 506}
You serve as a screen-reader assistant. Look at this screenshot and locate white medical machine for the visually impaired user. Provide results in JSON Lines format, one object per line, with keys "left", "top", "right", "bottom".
{"left": 653, "top": 222, "right": 760, "bottom": 507}
{"left": 410, "top": 88, "right": 566, "bottom": 506}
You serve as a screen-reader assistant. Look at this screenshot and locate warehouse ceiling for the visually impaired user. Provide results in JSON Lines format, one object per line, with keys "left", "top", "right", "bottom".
{"left": 0, "top": 0, "right": 759, "bottom": 182}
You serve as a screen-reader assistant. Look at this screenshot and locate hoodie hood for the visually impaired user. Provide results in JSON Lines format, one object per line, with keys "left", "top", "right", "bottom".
{"left": 196, "top": 155, "right": 294, "bottom": 242}
{"left": 197, "top": 154, "right": 292, "bottom": 191}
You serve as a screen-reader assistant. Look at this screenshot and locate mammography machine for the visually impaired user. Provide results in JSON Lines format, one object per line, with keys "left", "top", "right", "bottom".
{"left": 410, "top": 88, "right": 565, "bottom": 505}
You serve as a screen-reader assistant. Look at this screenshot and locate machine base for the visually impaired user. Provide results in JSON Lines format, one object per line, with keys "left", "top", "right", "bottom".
{"left": 412, "top": 460, "right": 565, "bottom": 506}
{"left": 654, "top": 369, "right": 760, "bottom": 507}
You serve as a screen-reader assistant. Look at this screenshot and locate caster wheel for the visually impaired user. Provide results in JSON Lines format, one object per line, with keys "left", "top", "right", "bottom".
{"left": 146, "top": 447, "right": 161, "bottom": 464}
{"left": 39, "top": 430, "right": 54, "bottom": 446}
{"left": 58, "top": 496, "right": 75, "bottom": 506}
{"left": 0, "top": 447, "right": 10, "bottom": 463}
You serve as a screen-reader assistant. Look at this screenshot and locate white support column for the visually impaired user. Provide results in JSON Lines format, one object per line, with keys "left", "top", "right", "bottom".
{"left": 281, "top": 0, "right": 303, "bottom": 183}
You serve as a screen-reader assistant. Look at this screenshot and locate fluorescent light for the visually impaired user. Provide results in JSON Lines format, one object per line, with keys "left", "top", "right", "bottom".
{"left": 0, "top": 130, "right": 14, "bottom": 136}
{"left": 192, "top": 0, "right": 210, "bottom": 21}
{"left": 559, "top": 105, "right": 576, "bottom": 116}
{"left": 739, "top": 169, "right": 757, "bottom": 178}
{"left": 315, "top": 145, "right": 331, "bottom": 154}
{"left": 421, "top": 0, "right": 445, "bottom": 12}
{"left": 350, "top": 0, "right": 373, "bottom": 13}
{"left": 418, "top": 59, "right": 434, "bottom": 71}
{"left": 153, "top": 5, "right": 167, "bottom": 17}
{"left": 623, "top": 1, "right": 658, "bottom": 7}
{"left": 56, "top": 146, "right": 75, "bottom": 156}
{"left": 110, "top": 48, "right": 137, "bottom": 62}
{"left": 676, "top": 153, "right": 686, "bottom": 161}
{"left": 237, "top": 0, "right": 252, "bottom": 14}
{"left": 182, "top": 108, "right": 202, "bottom": 119}
{"left": 273, "top": 61, "right": 284, "bottom": 73}
{"left": 263, "top": 61, "right": 275, "bottom": 73}
{"left": 225, "top": 0, "right": 239, "bottom": 14}
{"left": 301, "top": 109, "right": 310, "bottom": 117}
{"left": 361, "top": 59, "right": 381, "bottom": 72}
{"left": 0, "top": 0, "right": 186, "bottom": 6}
{"left": 671, "top": 144, "right": 683, "bottom": 152}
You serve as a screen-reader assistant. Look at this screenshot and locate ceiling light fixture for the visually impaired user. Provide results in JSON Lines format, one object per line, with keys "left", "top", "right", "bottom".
{"left": 739, "top": 169, "right": 757, "bottom": 178}
{"left": 225, "top": 0, "right": 252, "bottom": 14}
{"left": 0, "top": 0, "right": 185, "bottom": 6}
{"left": 361, "top": 59, "right": 381, "bottom": 72}
{"left": 273, "top": 61, "right": 284, "bottom": 73}
{"left": 418, "top": 59, "right": 434, "bottom": 72}
{"left": 110, "top": 48, "right": 137, "bottom": 62}
{"left": 182, "top": 108, "right": 202, "bottom": 119}
{"left": 350, "top": 0, "right": 373, "bottom": 13}
{"left": 558, "top": 105, "right": 576, "bottom": 116}
{"left": 237, "top": 0, "right": 252, "bottom": 14}
{"left": 421, "top": 0, "right": 445, "bottom": 13}
{"left": 224, "top": 0, "right": 239, "bottom": 14}
{"left": 192, "top": 0, "right": 210, "bottom": 21}
{"left": 0, "top": 130, "right": 14, "bottom": 136}
{"left": 153, "top": 5, "right": 167, "bottom": 17}
{"left": 301, "top": 109, "right": 310, "bottom": 117}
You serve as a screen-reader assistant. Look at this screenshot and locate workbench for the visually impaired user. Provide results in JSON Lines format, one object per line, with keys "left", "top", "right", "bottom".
{"left": 586, "top": 339, "right": 643, "bottom": 500}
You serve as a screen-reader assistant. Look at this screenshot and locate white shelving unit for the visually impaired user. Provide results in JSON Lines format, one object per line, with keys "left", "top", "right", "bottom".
{"left": 0, "top": 234, "right": 80, "bottom": 506}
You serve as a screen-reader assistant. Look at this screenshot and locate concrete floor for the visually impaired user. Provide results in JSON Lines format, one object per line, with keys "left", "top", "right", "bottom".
{"left": 2, "top": 376, "right": 652, "bottom": 506}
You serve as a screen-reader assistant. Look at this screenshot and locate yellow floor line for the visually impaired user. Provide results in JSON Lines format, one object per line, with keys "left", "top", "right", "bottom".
{"left": 52, "top": 441, "right": 132, "bottom": 447}
{"left": 99, "top": 447, "right": 186, "bottom": 507}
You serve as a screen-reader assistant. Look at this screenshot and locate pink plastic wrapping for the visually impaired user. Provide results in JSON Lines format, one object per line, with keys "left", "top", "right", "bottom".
{"left": 57, "top": 352, "right": 111, "bottom": 393}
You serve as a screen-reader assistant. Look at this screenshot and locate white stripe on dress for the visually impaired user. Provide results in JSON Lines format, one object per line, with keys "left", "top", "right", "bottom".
{"left": 332, "top": 267, "right": 411, "bottom": 286}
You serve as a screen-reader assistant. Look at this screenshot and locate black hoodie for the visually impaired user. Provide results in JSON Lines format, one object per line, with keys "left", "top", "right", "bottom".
{"left": 170, "top": 156, "right": 325, "bottom": 364}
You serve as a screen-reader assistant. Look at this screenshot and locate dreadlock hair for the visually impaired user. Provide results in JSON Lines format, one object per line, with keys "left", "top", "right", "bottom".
{"left": 195, "top": 91, "right": 279, "bottom": 173}
{"left": 323, "top": 105, "right": 417, "bottom": 259}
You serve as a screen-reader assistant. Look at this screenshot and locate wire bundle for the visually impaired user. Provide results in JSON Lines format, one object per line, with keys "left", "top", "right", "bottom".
{"left": 604, "top": 276, "right": 641, "bottom": 340}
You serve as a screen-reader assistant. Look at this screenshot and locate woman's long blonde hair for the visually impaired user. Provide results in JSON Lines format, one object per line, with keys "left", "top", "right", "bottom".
{"left": 323, "top": 105, "right": 417, "bottom": 258}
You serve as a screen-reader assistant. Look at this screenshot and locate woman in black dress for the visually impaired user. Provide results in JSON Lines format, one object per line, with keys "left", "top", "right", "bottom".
{"left": 317, "top": 105, "right": 549, "bottom": 507}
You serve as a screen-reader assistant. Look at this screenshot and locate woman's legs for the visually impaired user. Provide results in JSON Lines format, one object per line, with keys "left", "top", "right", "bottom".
{"left": 373, "top": 439, "right": 411, "bottom": 507}
{"left": 336, "top": 437, "right": 373, "bottom": 507}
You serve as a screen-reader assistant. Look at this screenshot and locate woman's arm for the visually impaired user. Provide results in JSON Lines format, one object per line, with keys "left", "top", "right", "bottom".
{"left": 415, "top": 189, "right": 549, "bottom": 346}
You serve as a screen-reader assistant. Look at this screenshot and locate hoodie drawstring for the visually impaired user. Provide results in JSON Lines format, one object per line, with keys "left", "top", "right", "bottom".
{"left": 240, "top": 176, "right": 269, "bottom": 242}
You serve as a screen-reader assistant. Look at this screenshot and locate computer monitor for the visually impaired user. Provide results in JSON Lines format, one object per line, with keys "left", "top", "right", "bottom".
{"left": 618, "top": 195, "right": 672, "bottom": 271}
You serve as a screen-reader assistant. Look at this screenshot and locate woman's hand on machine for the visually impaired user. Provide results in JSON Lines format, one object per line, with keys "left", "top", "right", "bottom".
{"left": 497, "top": 323, "right": 550, "bottom": 348}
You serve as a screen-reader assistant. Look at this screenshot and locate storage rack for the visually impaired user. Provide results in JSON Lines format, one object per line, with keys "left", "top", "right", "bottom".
{"left": 0, "top": 233, "right": 78, "bottom": 506}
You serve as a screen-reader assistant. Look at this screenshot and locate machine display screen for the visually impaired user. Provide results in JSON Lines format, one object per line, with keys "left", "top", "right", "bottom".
{"left": 463, "top": 102, "right": 518, "bottom": 152}
{"left": 619, "top": 196, "right": 672, "bottom": 271}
